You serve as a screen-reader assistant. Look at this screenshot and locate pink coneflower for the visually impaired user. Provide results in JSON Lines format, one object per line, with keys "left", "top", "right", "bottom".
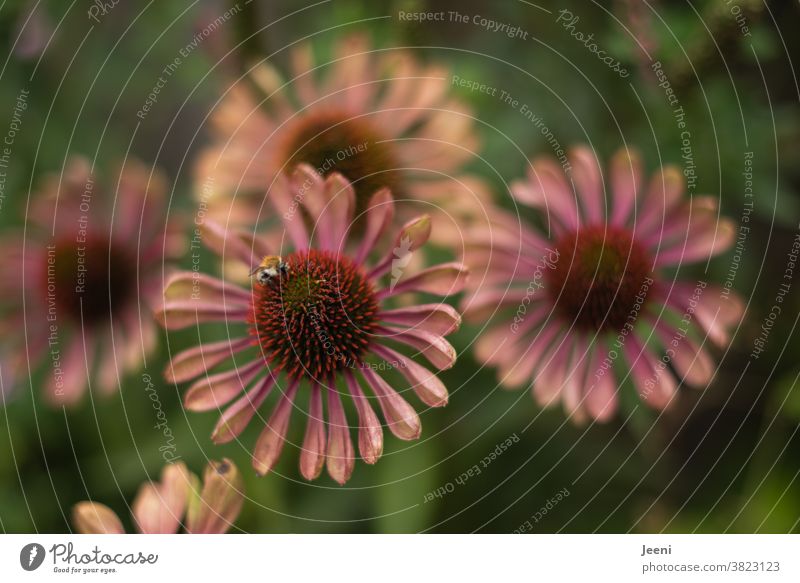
{"left": 463, "top": 146, "right": 743, "bottom": 422}
{"left": 72, "top": 459, "right": 244, "bottom": 534}
{"left": 194, "top": 33, "right": 489, "bottom": 242}
{"left": 157, "top": 168, "right": 467, "bottom": 484}
{"left": 0, "top": 156, "right": 183, "bottom": 405}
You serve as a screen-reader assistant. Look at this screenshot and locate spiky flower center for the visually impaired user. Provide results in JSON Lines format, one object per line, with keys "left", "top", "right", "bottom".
{"left": 282, "top": 110, "right": 401, "bottom": 213}
{"left": 47, "top": 236, "right": 135, "bottom": 325}
{"left": 251, "top": 249, "right": 379, "bottom": 378}
{"left": 546, "top": 225, "right": 653, "bottom": 331}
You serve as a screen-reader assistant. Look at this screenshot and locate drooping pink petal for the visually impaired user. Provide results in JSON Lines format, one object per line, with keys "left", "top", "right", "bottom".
{"left": 155, "top": 300, "right": 249, "bottom": 330}
{"left": 623, "top": 335, "right": 676, "bottom": 409}
{"left": 653, "top": 319, "right": 715, "bottom": 387}
{"left": 561, "top": 336, "right": 589, "bottom": 424}
{"left": 371, "top": 344, "right": 448, "bottom": 407}
{"left": 252, "top": 378, "right": 300, "bottom": 476}
{"left": 379, "top": 304, "right": 461, "bottom": 336}
{"left": 325, "top": 385, "right": 355, "bottom": 485}
{"left": 184, "top": 358, "right": 264, "bottom": 412}
{"left": 361, "top": 368, "right": 421, "bottom": 441}
{"left": 299, "top": 382, "right": 326, "bottom": 481}
{"left": 532, "top": 335, "right": 572, "bottom": 408}
{"left": 212, "top": 373, "right": 276, "bottom": 443}
{"left": 376, "top": 326, "right": 456, "bottom": 370}
{"left": 344, "top": 370, "right": 383, "bottom": 464}
{"left": 584, "top": 345, "right": 619, "bottom": 422}
{"left": 501, "top": 322, "right": 563, "bottom": 388}
{"left": 164, "top": 337, "right": 252, "bottom": 384}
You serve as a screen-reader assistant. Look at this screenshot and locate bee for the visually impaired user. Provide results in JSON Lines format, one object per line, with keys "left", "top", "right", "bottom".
{"left": 250, "top": 255, "right": 289, "bottom": 286}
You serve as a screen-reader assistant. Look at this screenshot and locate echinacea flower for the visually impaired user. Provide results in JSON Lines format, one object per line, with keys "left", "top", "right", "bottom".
{"left": 72, "top": 459, "right": 244, "bottom": 534}
{"left": 157, "top": 169, "right": 467, "bottom": 484}
{"left": 0, "top": 156, "right": 183, "bottom": 405}
{"left": 463, "top": 146, "right": 743, "bottom": 422}
{"left": 194, "top": 33, "right": 489, "bottom": 244}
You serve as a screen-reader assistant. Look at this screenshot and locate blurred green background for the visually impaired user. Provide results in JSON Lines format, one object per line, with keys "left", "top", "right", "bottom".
{"left": 1, "top": 0, "right": 799, "bottom": 533}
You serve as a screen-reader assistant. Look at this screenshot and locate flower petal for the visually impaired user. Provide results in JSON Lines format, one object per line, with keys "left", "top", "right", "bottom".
{"left": 379, "top": 304, "right": 461, "bottom": 336}
{"left": 361, "top": 368, "right": 421, "bottom": 440}
{"left": 354, "top": 188, "right": 393, "bottom": 264}
{"left": 344, "top": 370, "right": 383, "bottom": 464}
{"left": 624, "top": 335, "right": 677, "bottom": 409}
{"left": 325, "top": 385, "right": 355, "bottom": 485}
{"left": 162, "top": 271, "right": 251, "bottom": 305}
{"left": 185, "top": 458, "right": 245, "bottom": 534}
{"left": 72, "top": 502, "right": 125, "bottom": 534}
{"left": 212, "top": 373, "right": 276, "bottom": 443}
{"left": 609, "top": 148, "right": 642, "bottom": 225}
{"left": 155, "top": 300, "right": 249, "bottom": 330}
{"left": 299, "top": 382, "right": 326, "bottom": 481}
{"left": 184, "top": 358, "right": 263, "bottom": 412}
{"left": 372, "top": 344, "right": 448, "bottom": 407}
{"left": 252, "top": 378, "right": 300, "bottom": 476}
{"left": 164, "top": 337, "right": 252, "bottom": 384}
{"left": 377, "top": 326, "right": 456, "bottom": 370}
{"left": 569, "top": 146, "right": 605, "bottom": 223}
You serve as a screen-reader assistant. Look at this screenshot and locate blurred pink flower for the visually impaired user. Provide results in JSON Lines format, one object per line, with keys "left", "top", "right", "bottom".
{"left": 157, "top": 168, "right": 467, "bottom": 484}
{"left": 194, "top": 33, "right": 489, "bottom": 245}
{"left": 0, "top": 156, "right": 184, "bottom": 406}
{"left": 72, "top": 459, "right": 244, "bottom": 534}
{"left": 463, "top": 146, "right": 743, "bottom": 422}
